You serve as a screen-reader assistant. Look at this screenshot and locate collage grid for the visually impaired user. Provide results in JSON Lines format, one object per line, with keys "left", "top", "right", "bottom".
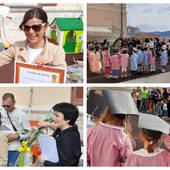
{"left": 0, "top": 0, "right": 169, "bottom": 168}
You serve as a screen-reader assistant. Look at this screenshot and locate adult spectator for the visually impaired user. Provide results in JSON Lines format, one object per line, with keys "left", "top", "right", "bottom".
{"left": 139, "top": 87, "right": 150, "bottom": 113}
{"left": 149, "top": 88, "right": 158, "bottom": 113}
{"left": 0, "top": 8, "right": 66, "bottom": 68}
{"left": 136, "top": 87, "right": 141, "bottom": 111}
{"left": 1, "top": 93, "right": 31, "bottom": 166}
{"left": 37, "top": 102, "right": 82, "bottom": 166}
{"left": 155, "top": 89, "right": 162, "bottom": 116}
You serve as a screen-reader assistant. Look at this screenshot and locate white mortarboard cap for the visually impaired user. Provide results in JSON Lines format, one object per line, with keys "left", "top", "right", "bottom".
{"left": 132, "top": 47, "right": 138, "bottom": 52}
{"left": 138, "top": 113, "right": 170, "bottom": 134}
{"left": 102, "top": 90, "right": 139, "bottom": 115}
{"left": 161, "top": 45, "right": 167, "bottom": 50}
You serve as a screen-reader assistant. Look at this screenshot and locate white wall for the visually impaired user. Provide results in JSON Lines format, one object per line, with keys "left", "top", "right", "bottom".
{"left": 0, "top": 87, "right": 71, "bottom": 106}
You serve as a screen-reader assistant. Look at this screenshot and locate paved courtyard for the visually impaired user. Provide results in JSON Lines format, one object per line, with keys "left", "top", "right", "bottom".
{"left": 122, "top": 72, "right": 170, "bottom": 83}
{"left": 87, "top": 58, "right": 170, "bottom": 83}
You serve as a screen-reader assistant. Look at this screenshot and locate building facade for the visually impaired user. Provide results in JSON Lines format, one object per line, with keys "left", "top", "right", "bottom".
{"left": 87, "top": 3, "right": 127, "bottom": 43}
{"left": 127, "top": 25, "right": 141, "bottom": 37}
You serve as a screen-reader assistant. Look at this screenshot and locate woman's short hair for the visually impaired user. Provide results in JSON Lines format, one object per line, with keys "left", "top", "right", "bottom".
{"left": 52, "top": 102, "right": 79, "bottom": 125}
{"left": 19, "top": 8, "right": 48, "bottom": 29}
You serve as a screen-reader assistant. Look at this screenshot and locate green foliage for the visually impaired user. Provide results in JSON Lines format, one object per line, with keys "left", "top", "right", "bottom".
{"left": 112, "top": 38, "right": 119, "bottom": 47}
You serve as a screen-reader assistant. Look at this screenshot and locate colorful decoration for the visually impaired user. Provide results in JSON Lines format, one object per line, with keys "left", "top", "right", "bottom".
{"left": 50, "top": 18, "right": 83, "bottom": 54}
{"left": 15, "top": 109, "right": 54, "bottom": 167}
{"left": 18, "top": 141, "right": 31, "bottom": 153}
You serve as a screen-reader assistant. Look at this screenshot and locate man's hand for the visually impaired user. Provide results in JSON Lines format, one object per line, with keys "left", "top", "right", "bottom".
{"left": 7, "top": 133, "right": 19, "bottom": 142}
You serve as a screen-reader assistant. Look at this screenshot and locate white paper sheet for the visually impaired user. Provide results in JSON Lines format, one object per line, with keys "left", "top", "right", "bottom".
{"left": 0, "top": 125, "right": 11, "bottom": 131}
{"left": 14, "top": 62, "right": 66, "bottom": 83}
{"left": 0, "top": 6, "right": 10, "bottom": 17}
{"left": 38, "top": 134, "right": 59, "bottom": 163}
{"left": 0, "top": 125, "right": 12, "bottom": 135}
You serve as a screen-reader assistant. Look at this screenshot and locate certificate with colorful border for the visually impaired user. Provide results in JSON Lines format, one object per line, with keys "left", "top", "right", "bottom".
{"left": 14, "top": 62, "right": 66, "bottom": 84}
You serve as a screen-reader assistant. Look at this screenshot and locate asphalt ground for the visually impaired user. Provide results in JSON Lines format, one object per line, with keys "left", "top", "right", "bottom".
{"left": 122, "top": 71, "right": 170, "bottom": 83}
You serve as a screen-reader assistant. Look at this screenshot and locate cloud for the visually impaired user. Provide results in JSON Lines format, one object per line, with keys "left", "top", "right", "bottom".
{"left": 127, "top": 4, "right": 170, "bottom": 32}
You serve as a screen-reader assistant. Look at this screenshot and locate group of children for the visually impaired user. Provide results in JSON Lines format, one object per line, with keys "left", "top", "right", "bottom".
{"left": 88, "top": 46, "right": 129, "bottom": 78}
{"left": 87, "top": 90, "right": 170, "bottom": 166}
{"left": 88, "top": 44, "right": 168, "bottom": 79}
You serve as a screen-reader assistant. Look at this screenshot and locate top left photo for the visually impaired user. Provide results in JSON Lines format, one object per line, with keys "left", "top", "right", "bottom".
{"left": 0, "top": 3, "right": 83, "bottom": 84}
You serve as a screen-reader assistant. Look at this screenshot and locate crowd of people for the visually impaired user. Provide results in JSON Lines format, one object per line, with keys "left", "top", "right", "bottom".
{"left": 87, "top": 37, "right": 169, "bottom": 79}
{"left": 131, "top": 87, "right": 170, "bottom": 118}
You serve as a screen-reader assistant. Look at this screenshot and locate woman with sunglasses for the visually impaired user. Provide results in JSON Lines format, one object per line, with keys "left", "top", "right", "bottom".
{"left": 0, "top": 8, "right": 66, "bottom": 68}
{"left": 0, "top": 112, "right": 8, "bottom": 166}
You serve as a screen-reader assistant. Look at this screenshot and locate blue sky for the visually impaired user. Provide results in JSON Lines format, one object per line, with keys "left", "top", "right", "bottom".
{"left": 127, "top": 4, "right": 170, "bottom": 32}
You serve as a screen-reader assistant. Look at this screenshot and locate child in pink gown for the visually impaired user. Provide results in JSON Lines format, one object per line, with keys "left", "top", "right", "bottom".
{"left": 90, "top": 47, "right": 102, "bottom": 73}
{"left": 102, "top": 47, "right": 111, "bottom": 78}
{"left": 148, "top": 47, "right": 156, "bottom": 72}
{"left": 87, "top": 90, "right": 138, "bottom": 166}
{"left": 87, "top": 46, "right": 94, "bottom": 71}
{"left": 119, "top": 48, "right": 129, "bottom": 78}
{"left": 87, "top": 109, "right": 134, "bottom": 166}
{"left": 110, "top": 49, "right": 120, "bottom": 78}
{"left": 125, "top": 113, "right": 170, "bottom": 166}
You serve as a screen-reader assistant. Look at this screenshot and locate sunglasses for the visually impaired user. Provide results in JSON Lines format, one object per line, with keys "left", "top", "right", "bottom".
{"left": 21, "top": 23, "right": 46, "bottom": 32}
{"left": 1, "top": 104, "right": 12, "bottom": 108}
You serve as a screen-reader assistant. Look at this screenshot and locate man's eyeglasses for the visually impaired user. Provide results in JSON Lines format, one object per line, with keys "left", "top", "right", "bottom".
{"left": 21, "top": 23, "right": 46, "bottom": 32}
{"left": 1, "top": 104, "right": 12, "bottom": 108}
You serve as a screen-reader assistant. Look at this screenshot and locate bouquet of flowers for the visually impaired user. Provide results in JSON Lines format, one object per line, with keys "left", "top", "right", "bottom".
{"left": 15, "top": 109, "right": 54, "bottom": 167}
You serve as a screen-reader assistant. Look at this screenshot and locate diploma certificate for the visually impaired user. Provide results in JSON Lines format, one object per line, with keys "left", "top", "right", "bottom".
{"left": 14, "top": 62, "right": 66, "bottom": 84}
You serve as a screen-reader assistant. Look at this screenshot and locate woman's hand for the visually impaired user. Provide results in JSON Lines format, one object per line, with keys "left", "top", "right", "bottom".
{"left": 35, "top": 60, "right": 54, "bottom": 67}
{"left": 37, "top": 154, "right": 46, "bottom": 166}
{"left": 37, "top": 121, "right": 57, "bottom": 131}
{"left": 37, "top": 120, "right": 50, "bottom": 128}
